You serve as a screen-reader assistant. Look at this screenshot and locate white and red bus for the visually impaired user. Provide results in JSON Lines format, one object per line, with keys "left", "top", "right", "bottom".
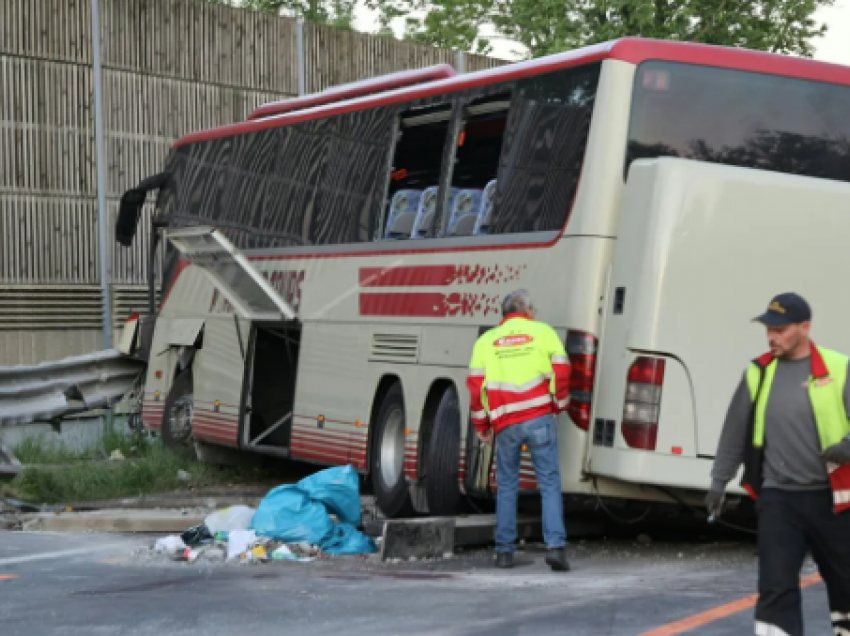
{"left": 116, "top": 38, "right": 850, "bottom": 518}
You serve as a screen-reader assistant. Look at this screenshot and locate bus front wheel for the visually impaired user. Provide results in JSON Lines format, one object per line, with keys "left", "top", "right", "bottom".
{"left": 370, "top": 383, "right": 414, "bottom": 518}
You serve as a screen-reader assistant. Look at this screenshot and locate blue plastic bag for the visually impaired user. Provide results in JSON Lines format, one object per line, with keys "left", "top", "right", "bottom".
{"left": 296, "top": 465, "right": 362, "bottom": 526}
{"left": 251, "top": 485, "right": 334, "bottom": 545}
{"left": 322, "top": 522, "right": 377, "bottom": 555}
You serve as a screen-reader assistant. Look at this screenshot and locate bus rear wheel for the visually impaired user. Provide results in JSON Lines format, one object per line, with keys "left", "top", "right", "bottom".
{"left": 161, "top": 370, "right": 196, "bottom": 459}
{"left": 370, "top": 383, "right": 414, "bottom": 518}
{"left": 424, "top": 385, "right": 463, "bottom": 516}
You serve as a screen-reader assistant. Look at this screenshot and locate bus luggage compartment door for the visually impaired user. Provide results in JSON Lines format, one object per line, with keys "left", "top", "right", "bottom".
{"left": 165, "top": 226, "right": 297, "bottom": 322}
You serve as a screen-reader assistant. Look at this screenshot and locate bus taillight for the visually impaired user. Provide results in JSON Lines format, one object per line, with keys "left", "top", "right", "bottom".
{"left": 565, "top": 331, "right": 598, "bottom": 430}
{"left": 622, "top": 357, "right": 666, "bottom": 450}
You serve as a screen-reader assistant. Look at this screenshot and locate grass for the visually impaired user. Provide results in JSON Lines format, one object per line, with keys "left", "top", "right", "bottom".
{"left": 11, "top": 429, "right": 142, "bottom": 465}
{"left": 8, "top": 433, "right": 250, "bottom": 504}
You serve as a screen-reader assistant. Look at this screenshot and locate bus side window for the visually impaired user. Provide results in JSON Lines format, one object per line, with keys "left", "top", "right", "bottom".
{"left": 443, "top": 94, "right": 510, "bottom": 237}
{"left": 487, "top": 64, "right": 601, "bottom": 235}
{"left": 381, "top": 104, "right": 452, "bottom": 240}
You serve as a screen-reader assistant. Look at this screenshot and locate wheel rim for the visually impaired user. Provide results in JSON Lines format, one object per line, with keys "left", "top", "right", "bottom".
{"left": 379, "top": 407, "right": 405, "bottom": 489}
{"left": 169, "top": 394, "right": 194, "bottom": 443}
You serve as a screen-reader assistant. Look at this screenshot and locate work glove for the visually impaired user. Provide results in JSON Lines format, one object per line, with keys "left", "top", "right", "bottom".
{"left": 822, "top": 437, "right": 850, "bottom": 466}
{"left": 704, "top": 486, "right": 725, "bottom": 521}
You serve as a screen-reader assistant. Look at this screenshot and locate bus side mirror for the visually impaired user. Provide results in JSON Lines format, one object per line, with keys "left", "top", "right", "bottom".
{"left": 115, "top": 189, "right": 147, "bottom": 247}
{"left": 115, "top": 171, "right": 171, "bottom": 247}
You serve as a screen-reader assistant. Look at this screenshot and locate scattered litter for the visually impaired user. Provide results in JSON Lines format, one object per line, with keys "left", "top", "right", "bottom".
{"left": 242, "top": 545, "right": 268, "bottom": 564}
{"left": 181, "top": 523, "right": 214, "bottom": 547}
{"left": 205, "top": 505, "right": 256, "bottom": 534}
{"left": 154, "top": 535, "right": 186, "bottom": 554}
{"left": 177, "top": 470, "right": 192, "bottom": 482}
{"left": 146, "top": 465, "right": 379, "bottom": 567}
{"left": 109, "top": 449, "right": 125, "bottom": 461}
{"left": 271, "top": 545, "right": 316, "bottom": 563}
{"left": 227, "top": 529, "right": 257, "bottom": 561}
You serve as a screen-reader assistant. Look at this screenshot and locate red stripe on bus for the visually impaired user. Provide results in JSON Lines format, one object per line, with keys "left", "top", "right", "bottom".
{"left": 292, "top": 437, "right": 355, "bottom": 455}
{"left": 359, "top": 265, "right": 459, "bottom": 288}
{"left": 249, "top": 64, "right": 456, "bottom": 120}
{"left": 293, "top": 428, "right": 356, "bottom": 445}
{"left": 359, "top": 292, "right": 447, "bottom": 318}
{"left": 194, "top": 410, "right": 238, "bottom": 420}
{"left": 291, "top": 446, "right": 350, "bottom": 465}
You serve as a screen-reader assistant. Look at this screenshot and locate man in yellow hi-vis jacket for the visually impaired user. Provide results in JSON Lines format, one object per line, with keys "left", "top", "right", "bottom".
{"left": 467, "top": 289, "right": 571, "bottom": 571}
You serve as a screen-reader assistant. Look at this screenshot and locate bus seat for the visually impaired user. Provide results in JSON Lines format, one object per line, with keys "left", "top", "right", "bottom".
{"left": 473, "top": 180, "right": 497, "bottom": 235}
{"left": 446, "top": 189, "right": 483, "bottom": 236}
{"left": 384, "top": 189, "right": 423, "bottom": 239}
{"left": 411, "top": 186, "right": 460, "bottom": 239}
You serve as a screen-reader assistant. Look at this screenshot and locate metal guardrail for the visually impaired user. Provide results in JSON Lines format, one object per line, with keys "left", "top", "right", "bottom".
{"left": 0, "top": 349, "right": 145, "bottom": 425}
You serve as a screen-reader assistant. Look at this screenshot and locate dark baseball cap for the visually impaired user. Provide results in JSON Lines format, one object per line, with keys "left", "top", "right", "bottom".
{"left": 753, "top": 293, "right": 812, "bottom": 327}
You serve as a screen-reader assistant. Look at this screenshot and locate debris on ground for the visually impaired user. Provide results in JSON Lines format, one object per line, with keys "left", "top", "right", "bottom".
{"left": 204, "top": 505, "right": 255, "bottom": 533}
{"left": 109, "top": 450, "right": 126, "bottom": 461}
{"left": 141, "top": 465, "right": 378, "bottom": 566}
{"left": 177, "top": 470, "right": 192, "bottom": 482}
{"left": 154, "top": 535, "right": 186, "bottom": 555}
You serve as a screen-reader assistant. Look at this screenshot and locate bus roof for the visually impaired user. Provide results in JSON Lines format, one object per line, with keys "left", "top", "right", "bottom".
{"left": 248, "top": 64, "right": 457, "bottom": 120}
{"left": 174, "top": 37, "right": 850, "bottom": 149}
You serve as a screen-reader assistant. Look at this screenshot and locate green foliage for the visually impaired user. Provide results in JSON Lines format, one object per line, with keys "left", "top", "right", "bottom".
{"left": 369, "top": 0, "right": 833, "bottom": 58}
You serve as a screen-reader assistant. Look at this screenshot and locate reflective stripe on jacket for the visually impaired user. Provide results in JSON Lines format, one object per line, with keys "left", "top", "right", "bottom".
{"left": 742, "top": 343, "right": 850, "bottom": 513}
{"left": 466, "top": 313, "right": 571, "bottom": 435}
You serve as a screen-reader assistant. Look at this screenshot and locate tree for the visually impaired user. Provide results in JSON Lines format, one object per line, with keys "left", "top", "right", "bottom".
{"left": 207, "top": 0, "right": 356, "bottom": 30}
{"left": 373, "top": 0, "right": 833, "bottom": 58}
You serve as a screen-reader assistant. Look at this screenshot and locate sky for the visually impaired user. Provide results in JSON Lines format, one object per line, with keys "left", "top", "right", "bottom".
{"left": 354, "top": 2, "right": 850, "bottom": 66}
{"left": 815, "top": 1, "right": 850, "bottom": 66}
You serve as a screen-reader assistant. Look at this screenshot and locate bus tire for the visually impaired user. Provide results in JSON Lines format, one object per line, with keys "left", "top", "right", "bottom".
{"left": 161, "top": 370, "right": 196, "bottom": 459}
{"left": 425, "top": 384, "right": 462, "bottom": 516}
{"left": 370, "top": 383, "right": 414, "bottom": 518}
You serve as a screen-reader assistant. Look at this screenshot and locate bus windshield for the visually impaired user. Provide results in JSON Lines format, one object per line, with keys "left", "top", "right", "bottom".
{"left": 627, "top": 61, "right": 850, "bottom": 183}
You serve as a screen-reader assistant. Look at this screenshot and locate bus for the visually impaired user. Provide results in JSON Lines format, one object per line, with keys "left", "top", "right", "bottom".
{"left": 116, "top": 37, "right": 850, "bottom": 518}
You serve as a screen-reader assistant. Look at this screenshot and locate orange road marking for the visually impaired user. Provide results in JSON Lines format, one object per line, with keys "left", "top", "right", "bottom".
{"left": 638, "top": 572, "right": 822, "bottom": 636}
{"left": 0, "top": 574, "right": 19, "bottom": 581}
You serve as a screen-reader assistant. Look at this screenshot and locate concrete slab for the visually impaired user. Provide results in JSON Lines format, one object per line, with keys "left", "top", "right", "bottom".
{"left": 365, "top": 514, "right": 542, "bottom": 547}
{"left": 21, "top": 509, "right": 205, "bottom": 533}
{"left": 380, "top": 517, "right": 455, "bottom": 561}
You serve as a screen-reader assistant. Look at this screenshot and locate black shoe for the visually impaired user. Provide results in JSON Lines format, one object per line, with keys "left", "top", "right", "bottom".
{"left": 545, "top": 547, "right": 570, "bottom": 572}
{"left": 495, "top": 552, "right": 514, "bottom": 569}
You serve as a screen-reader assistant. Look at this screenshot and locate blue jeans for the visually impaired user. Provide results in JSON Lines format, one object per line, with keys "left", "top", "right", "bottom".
{"left": 495, "top": 413, "right": 567, "bottom": 553}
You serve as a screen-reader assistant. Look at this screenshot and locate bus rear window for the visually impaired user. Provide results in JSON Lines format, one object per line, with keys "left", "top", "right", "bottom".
{"left": 627, "top": 62, "right": 850, "bottom": 183}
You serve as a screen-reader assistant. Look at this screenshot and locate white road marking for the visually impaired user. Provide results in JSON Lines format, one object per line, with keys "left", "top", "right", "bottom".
{"left": 0, "top": 544, "right": 130, "bottom": 567}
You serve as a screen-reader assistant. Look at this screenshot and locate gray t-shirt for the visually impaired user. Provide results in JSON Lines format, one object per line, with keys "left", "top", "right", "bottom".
{"left": 711, "top": 356, "right": 850, "bottom": 492}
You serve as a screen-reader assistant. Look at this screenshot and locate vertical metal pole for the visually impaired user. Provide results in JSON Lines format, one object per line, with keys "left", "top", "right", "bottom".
{"left": 456, "top": 50, "right": 466, "bottom": 74}
{"left": 91, "top": 0, "right": 112, "bottom": 348}
{"left": 296, "top": 18, "right": 306, "bottom": 96}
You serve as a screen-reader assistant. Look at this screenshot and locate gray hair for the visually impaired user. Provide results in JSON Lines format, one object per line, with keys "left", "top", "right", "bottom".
{"left": 502, "top": 289, "right": 532, "bottom": 317}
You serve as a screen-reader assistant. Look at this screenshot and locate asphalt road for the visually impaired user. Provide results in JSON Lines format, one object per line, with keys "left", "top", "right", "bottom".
{"left": 0, "top": 530, "right": 833, "bottom": 635}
